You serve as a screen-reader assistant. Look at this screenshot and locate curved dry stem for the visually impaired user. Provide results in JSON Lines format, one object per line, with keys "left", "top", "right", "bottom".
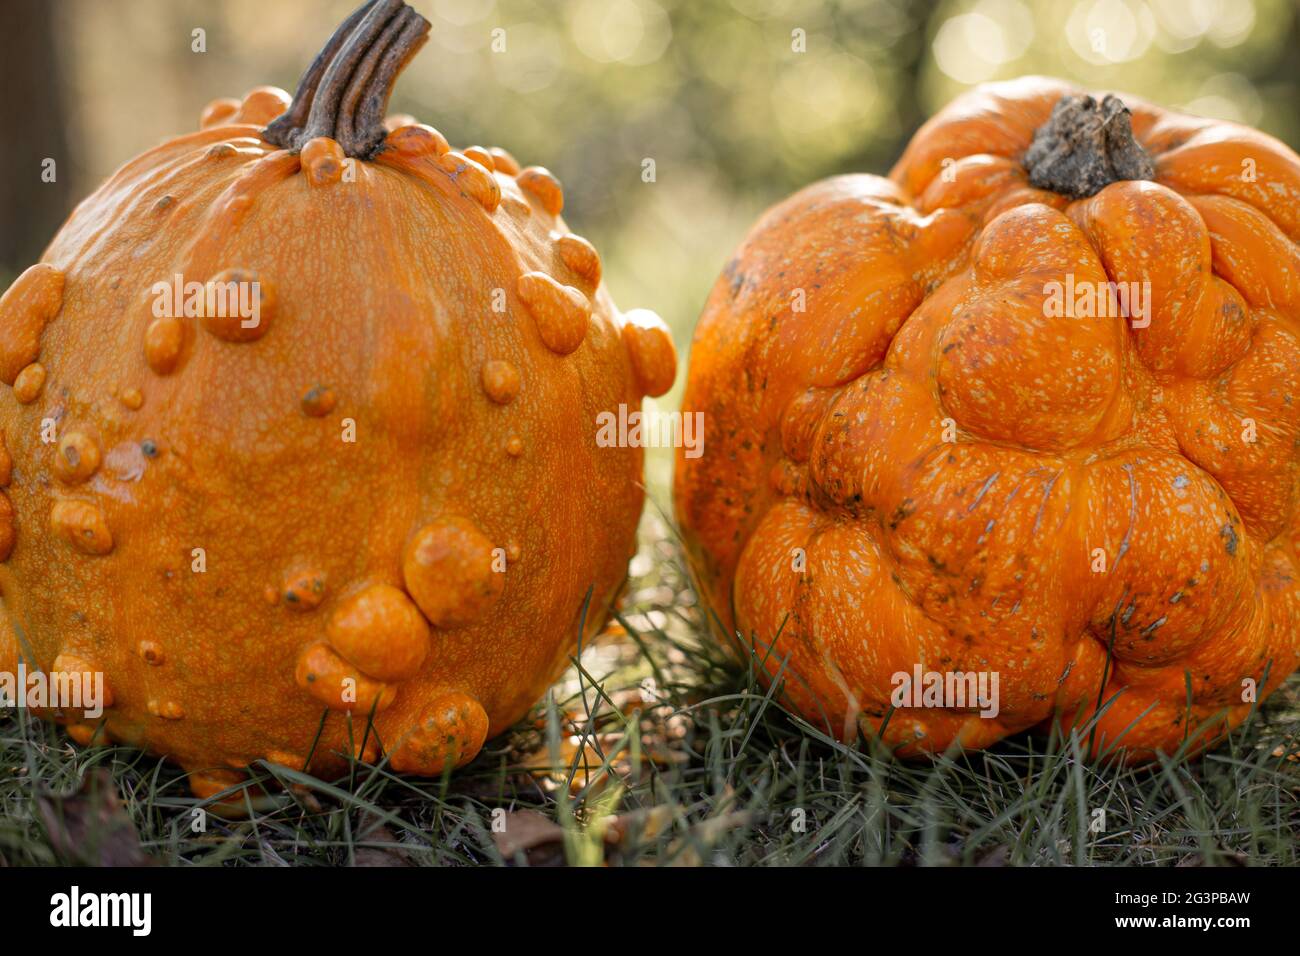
{"left": 261, "top": 0, "right": 429, "bottom": 160}
{"left": 352, "top": 11, "right": 431, "bottom": 156}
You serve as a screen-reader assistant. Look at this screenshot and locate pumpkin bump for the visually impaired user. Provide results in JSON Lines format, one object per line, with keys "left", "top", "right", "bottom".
{"left": 0, "top": 0, "right": 676, "bottom": 786}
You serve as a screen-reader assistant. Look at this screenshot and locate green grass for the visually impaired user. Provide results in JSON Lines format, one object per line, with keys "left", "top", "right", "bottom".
{"left": 3, "top": 513, "right": 1298, "bottom": 867}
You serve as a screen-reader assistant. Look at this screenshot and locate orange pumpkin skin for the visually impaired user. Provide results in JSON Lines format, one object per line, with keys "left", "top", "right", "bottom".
{"left": 675, "top": 76, "right": 1300, "bottom": 760}
{"left": 0, "top": 3, "right": 675, "bottom": 794}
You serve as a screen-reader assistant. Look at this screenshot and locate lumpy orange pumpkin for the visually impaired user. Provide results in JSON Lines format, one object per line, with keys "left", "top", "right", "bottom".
{"left": 676, "top": 77, "right": 1300, "bottom": 760}
{"left": 0, "top": 0, "right": 675, "bottom": 795}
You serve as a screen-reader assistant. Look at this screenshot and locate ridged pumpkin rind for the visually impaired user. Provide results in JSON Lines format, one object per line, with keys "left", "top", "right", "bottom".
{"left": 675, "top": 76, "right": 1300, "bottom": 760}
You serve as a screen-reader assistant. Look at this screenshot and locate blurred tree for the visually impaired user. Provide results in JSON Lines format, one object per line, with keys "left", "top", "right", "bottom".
{"left": 0, "top": 0, "right": 76, "bottom": 279}
{"left": 1258, "top": 1, "right": 1300, "bottom": 141}
{"left": 880, "top": 0, "right": 941, "bottom": 163}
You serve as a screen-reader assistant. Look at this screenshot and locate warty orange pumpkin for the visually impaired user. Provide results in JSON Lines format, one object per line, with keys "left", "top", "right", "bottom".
{"left": 0, "top": 0, "right": 675, "bottom": 796}
{"left": 675, "top": 76, "right": 1300, "bottom": 760}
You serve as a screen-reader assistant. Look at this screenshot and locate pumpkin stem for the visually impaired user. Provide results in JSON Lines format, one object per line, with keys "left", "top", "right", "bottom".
{"left": 262, "top": 0, "right": 430, "bottom": 160}
{"left": 1023, "top": 94, "right": 1154, "bottom": 199}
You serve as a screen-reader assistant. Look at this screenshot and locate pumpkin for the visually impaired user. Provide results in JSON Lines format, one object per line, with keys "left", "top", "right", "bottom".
{"left": 0, "top": 0, "right": 676, "bottom": 796}
{"left": 675, "top": 76, "right": 1300, "bottom": 760}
